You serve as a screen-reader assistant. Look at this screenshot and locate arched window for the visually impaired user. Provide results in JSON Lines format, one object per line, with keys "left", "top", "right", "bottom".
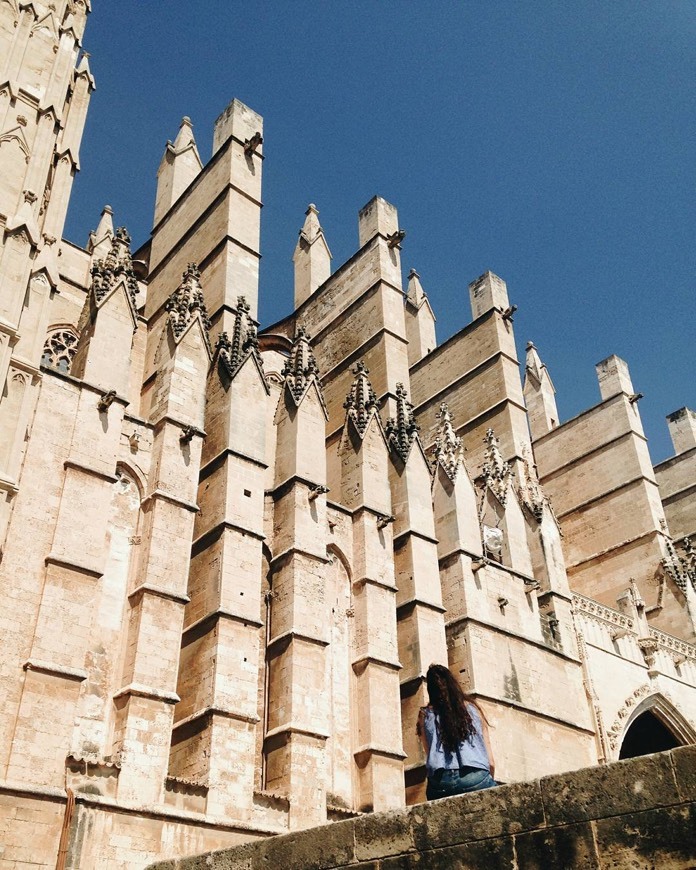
{"left": 41, "top": 327, "right": 79, "bottom": 373}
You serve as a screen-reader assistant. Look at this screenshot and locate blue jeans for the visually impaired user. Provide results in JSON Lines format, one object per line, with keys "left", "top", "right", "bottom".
{"left": 426, "top": 767, "right": 496, "bottom": 800}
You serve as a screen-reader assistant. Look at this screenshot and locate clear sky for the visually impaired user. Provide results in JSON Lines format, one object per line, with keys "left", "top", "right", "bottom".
{"left": 63, "top": 1, "right": 695, "bottom": 462}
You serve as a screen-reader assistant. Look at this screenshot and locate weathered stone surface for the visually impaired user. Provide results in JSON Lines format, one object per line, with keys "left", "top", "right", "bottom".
{"left": 540, "top": 751, "right": 680, "bottom": 825}
{"left": 380, "top": 837, "right": 516, "bottom": 870}
{"left": 250, "top": 817, "right": 355, "bottom": 870}
{"left": 670, "top": 743, "right": 696, "bottom": 801}
{"left": 2, "top": 0, "right": 696, "bottom": 865}
{"left": 594, "top": 804, "right": 696, "bottom": 869}
{"left": 353, "top": 807, "right": 414, "bottom": 861}
{"left": 514, "top": 822, "right": 600, "bottom": 870}
{"left": 411, "top": 780, "right": 544, "bottom": 850}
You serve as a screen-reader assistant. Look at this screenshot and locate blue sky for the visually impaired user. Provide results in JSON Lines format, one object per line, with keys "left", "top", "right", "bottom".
{"left": 64, "top": 2, "right": 695, "bottom": 461}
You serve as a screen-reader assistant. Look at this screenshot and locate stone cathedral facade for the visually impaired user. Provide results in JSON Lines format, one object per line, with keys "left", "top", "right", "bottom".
{"left": 0, "top": 3, "right": 695, "bottom": 867}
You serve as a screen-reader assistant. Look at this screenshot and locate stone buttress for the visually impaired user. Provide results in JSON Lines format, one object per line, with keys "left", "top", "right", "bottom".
{"left": 169, "top": 297, "right": 268, "bottom": 820}
{"left": 337, "top": 363, "right": 405, "bottom": 813}
{"left": 264, "top": 329, "right": 331, "bottom": 828}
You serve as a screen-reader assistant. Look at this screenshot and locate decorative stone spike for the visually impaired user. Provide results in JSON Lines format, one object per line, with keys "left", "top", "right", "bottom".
{"left": 482, "top": 428, "right": 511, "bottom": 505}
{"left": 433, "top": 402, "right": 463, "bottom": 481}
{"left": 281, "top": 326, "right": 322, "bottom": 403}
{"left": 165, "top": 264, "right": 211, "bottom": 345}
{"left": 90, "top": 226, "right": 139, "bottom": 307}
{"left": 216, "top": 296, "right": 264, "bottom": 381}
{"left": 386, "top": 382, "right": 418, "bottom": 463}
{"left": 343, "top": 361, "right": 379, "bottom": 438}
{"left": 662, "top": 537, "right": 696, "bottom": 593}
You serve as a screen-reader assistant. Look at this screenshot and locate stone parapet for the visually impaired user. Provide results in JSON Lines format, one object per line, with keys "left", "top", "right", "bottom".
{"left": 148, "top": 745, "right": 695, "bottom": 869}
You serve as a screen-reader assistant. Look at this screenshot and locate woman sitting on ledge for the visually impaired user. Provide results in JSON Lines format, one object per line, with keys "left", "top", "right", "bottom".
{"left": 417, "top": 664, "right": 497, "bottom": 800}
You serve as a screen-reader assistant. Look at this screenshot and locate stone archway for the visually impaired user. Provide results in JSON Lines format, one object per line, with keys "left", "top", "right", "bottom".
{"left": 616, "top": 692, "right": 696, "bottom": 760}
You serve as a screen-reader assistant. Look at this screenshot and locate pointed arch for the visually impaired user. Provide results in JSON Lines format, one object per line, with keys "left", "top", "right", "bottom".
{"left": 614, "top": 691, "right": 696, "bottom": 761}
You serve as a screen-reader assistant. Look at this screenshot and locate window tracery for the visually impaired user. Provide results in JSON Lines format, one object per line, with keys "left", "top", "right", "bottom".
{"left": 41, "top": 327, "right": 79, "bottom": 373}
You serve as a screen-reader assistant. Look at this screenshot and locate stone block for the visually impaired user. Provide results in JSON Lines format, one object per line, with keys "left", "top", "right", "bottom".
{"left": 540, "top": 752, "right": 680, "bottom": 825}
{"left": 410, "top": 780, "right": 544, "bottom": 850}
{"left": 353, "top": 807, "right": 413, "bottom": 861}
{"left": 251, "top": 818, "right": 355, "bottom": 869}
{"left": 514, "top": 822, "right": 600, "bottom": 870}
{"left": 594, "top": 803, "right": 696, "bottom": 869}
{"left": 381, "top": 836, "right": 515, "bottom": 869}
{"left": 670, "top": 743, "right": 696, "bottom": 801}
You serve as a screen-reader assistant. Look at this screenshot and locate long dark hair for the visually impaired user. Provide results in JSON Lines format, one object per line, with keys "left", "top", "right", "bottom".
{"left": 426, "top": 664, "right": 479, "bottom": 752}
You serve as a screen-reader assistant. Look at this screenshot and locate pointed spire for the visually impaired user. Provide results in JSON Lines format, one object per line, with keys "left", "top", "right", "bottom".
{"left": 89, "top": 226, "right": 138, "bottom": 308}
{"left": 524, "top": 341, "right": 559, "bottom": 438}
{"left": 406, "top": 269, "right": 427, "bottom": 308}
{"left": 216, "top": 296, "right": 264, "bottom": 382}
{"left": 293, "top": 204, "right": 332, "bottom": 308}
{"left": 76, "top": 52, "right": 94, "bottom": 80}
{"left": 344, "top": 362, "right": 379, "bottom": 438}
{"left": 165, "top": 263, "right": 211, "bottom": 347}
{"left": 281, "top": 326, "right": 322, "bottom": 404}
{"left": 433, "top": 403, "right": 464, "bottom": 481}
{"left": 386, "top": 382, "right": 419, "bottom": 463}
{"left": 482, "top": 428, "right": 511, "bottom": 505}
{"left": 88, "top": 204, "right": 114, "bottom": 254}
{"left": 154, "top": 117, "right": 203, "bottom": 224}
{"left": 172, "top": 116, "right": 196, "bottom": 151}
{"left": 525, "top": 341, "right": 553, "bottom": 387}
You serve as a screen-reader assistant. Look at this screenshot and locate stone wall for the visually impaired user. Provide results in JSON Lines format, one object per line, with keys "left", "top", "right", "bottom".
{"left": 148, "top": 745, "right": 695, "bottom": 870}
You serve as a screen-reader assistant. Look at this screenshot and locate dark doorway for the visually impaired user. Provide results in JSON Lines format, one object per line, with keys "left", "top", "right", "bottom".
{"left": 619, "top": 710, "right": 681, "bottom": 759}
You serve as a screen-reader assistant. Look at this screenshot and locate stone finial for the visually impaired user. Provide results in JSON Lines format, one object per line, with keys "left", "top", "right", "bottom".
{"left": 88, "top": 204, "right": 114, "bottom": 252}
{"left": 281, "top": 327, "right": 322, "bottom": 403}
{"left": 344, "top": 362, "right": 379, "bottom": 438}
{"left": 406, "top": 269, "right": 427, "bottom": 308}
{"left": 165, "top": 264, "right": 211, "bottom": 344}
{"left": 433, "top": 403, "right": 464, "bottom": 481}
{"left": 90, "top": 227, "right": 139, "bottom": 307}
{"left": 482, "top": 428, "right": 511, "bottom": 505}
{"left": 386, "top": 382, "right": 419, "bottom": 463}
{"left": 216, "top": 296, "right": 263, "bottom": 380}
{"left": 293, "top": 204, "right": 332, "bottom": 307}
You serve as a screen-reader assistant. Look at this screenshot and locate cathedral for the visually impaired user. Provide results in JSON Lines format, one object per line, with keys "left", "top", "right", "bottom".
{"left": 0, "top": 2, "right": 695, "bottom": 867}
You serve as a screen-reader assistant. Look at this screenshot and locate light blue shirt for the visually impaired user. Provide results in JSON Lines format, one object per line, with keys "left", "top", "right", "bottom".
{"left": 423, "top": 704, "right": 490, "bottom": 777}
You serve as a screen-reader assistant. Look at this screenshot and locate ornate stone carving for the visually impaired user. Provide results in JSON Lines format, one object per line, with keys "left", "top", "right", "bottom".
{"left": 165, "top": 264, "right": 211, "bottom": 349}
{"left": 661, "top": 536, "right": 696, "bottom": 593}
{"left": 386, "top": 382, "right": 418, "bottom": 463}
{"left": 606, "top": 684, "right": 652, "bottom": 750}
{"left": 282, "top": 327, "right": 321, "bottom": 403}
{"left": 638, "top": 637, "right": 659, "bottom": 670}
{"left": 343, "top": 362, "right": 378, "bottom": 438}
{"left": 517, "top": 452, "right": 547, "bottom": 521}
{"left": 41, "top": 327, "right": 79, "bottom": 373}
{"left": 572, "top": 593, "right": 635, "bottom": 632}
{"left": 482, "top": 428, "right": 511, "bottom": 505}
{"left": 433, "top": 403, "right": 463, "bottom": 481}
{"left": 648, "top": 626, "right": 696, "bottom": 662}
{"left": 90, "top": 226, "right": 138, "bottom": 307}
{"left": 216, "top": 296, "right": 264, "bottom": 382}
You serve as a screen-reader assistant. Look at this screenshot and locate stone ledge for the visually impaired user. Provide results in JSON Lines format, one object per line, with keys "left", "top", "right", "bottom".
{"left": 146, "top": 747, "right": 696, "bottom": 870}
